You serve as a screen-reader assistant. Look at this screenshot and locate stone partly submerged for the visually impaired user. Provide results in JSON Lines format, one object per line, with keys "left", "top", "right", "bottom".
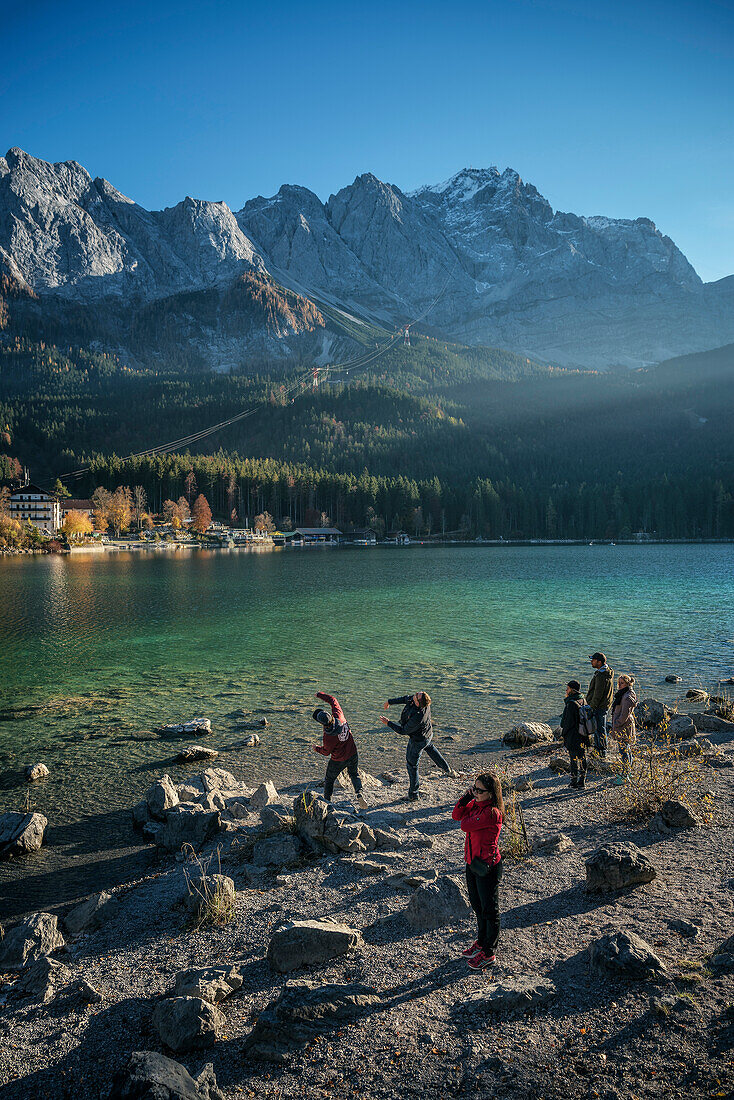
{"left": 25, "top": 762, "right": 49, "bottom": 783}
{"left": 113, "top": 1051, "right": 225, "bottom": 1100}
{"left": 0, "top": 811, "right": 47, "bottom": 860}
{"left": 502, "top": 721, "right": 555, "bottom": 747}
{"left": 244, "top": 980, "right": 381, "bottom": 1062}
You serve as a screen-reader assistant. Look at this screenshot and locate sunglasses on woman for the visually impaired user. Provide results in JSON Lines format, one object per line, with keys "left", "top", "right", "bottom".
{"left": 472, "top": 785, "right": 487, "bottom": 793}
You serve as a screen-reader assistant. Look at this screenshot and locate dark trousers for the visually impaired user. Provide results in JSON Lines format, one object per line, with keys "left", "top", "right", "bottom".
{"left": 465, "top": 860, "right": 503, "bottom": 953}
{"left": 324, "top": 753, "right": 362, "bottom": 801}
{"left": 593, "top": 709, "right": 608, "bottom": 755}
{"left": 406, "top": 736, "right": 450, "bottom": 795}
{"left": 569, "top": 751, "right": 587, "bottom": 785}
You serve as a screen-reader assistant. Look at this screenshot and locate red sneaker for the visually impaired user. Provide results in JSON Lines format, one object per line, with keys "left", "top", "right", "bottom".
{"left": 467, "top": 950, "right": 496, "bottom": 970}
{"left": 461, "top": 940, "right": 481, "bottom": 958}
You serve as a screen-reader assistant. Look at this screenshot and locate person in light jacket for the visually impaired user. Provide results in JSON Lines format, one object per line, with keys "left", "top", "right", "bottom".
{"left": 380, "top": 691, "right": 453, "bottom": 801}
{"left": 452, "top": 772, "right": 504, "bottom": 969}
{"left": 610, "top": 674, "right": 637, "bottom": 784}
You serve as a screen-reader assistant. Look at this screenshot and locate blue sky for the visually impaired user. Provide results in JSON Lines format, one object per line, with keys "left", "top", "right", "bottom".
{"left": 2, "top": 0, "right": 732, "bottom": 281}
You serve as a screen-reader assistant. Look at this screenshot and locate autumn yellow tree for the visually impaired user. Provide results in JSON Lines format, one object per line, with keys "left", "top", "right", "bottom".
{"left": 92, "top": 486, "right": 112, "bottom": 532}
{"left": 61, "top": 510, "right": 93, "bottom": 542}
{"left": 108, "top": 486, "right": 133, "bottom": 537}
{"left": 254, "top": 511, "right": 275, "bottom": 533}
{"left": 191, "top": 493, "right": 212, "bottom": 534}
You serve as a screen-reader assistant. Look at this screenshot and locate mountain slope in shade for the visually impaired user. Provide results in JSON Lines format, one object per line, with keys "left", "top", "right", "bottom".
{"left": 1, "top": 147, "right": 733, "bottom": 369}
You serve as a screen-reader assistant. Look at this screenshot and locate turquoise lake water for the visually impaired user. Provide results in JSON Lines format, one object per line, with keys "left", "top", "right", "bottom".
{"left": 1, "top": 543, "right": 733, "bottom": 915}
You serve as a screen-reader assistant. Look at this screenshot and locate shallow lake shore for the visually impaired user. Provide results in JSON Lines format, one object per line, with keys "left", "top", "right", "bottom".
{"left": 0, "top": 723, "right": 732, "bottom": 1100}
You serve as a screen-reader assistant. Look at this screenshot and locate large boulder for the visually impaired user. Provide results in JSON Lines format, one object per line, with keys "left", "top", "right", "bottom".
{"left": 0, "top": 912, "right": 65, "bottom": 970}
{"left": 692, "top": 713, "right": 734, "bottom": 734}
{"left": 161, "top": 805, "right": 220, "bottom": 852}
{"left": 250, "top": 780, "right": 279, "bottom": 810}
{"left": 405, "top": 874, "right": 470, "bottom": 930}
{"left": 267, "top": 918, "right": 363, "bottom": 973}
{"left": 184, "top": 873, "right": 235, "bottom": 919}
{"left": 549, "top": 755, "right": 571, "bottom": 774}
{"left": 147, "top": 775, "right": 179, "bottom": 820}
{"left": 711, "top": 934, "right": 734, "bottom": 972}
{"left": 259, "top": 804, "right": 294, "bottom": 831}
{"left": 244, "top": 980, "right": 380, "bottom": 1062}
{"left": 132, "top": 800, "right": 151, "bottom": 828}
{"left": 252, "top": 834, "right": 301, "bottom": 867}
{"left": 114, "top": 1051, "right": 225, "bottom": 1100}
{"left": 292, "top": 791, "right": 376, "bottom": 854}
{"left": 201, "top": 767, "right": 241, "bottom": 794}
{"left": 15, "top": 956, "right": 71, "bottom": 1003}
{"left": 503, "top": 721, "right": 554, "bottom": 747}
{"left": 590, "top": 932, "right": 667, "bottom": 979}
{"left": 660, "top": 799, "right": 699, "bottom": 829}
{"left": 64, "top": 890, "right": 120, "bottom": 935}
{"left": 172, "top": 964, "right": 243, "bottom": 1004}
{"left": 0, "top": 811, "right": 47, "bottom": 860}
{"left": 585, "top": 843, "right": 657, "bottom": 892}
{"left": 25, "top": 762, "right": 49, "bottom": 783}
{"left": 638, "top": 699, "right": 672, "bottom": 728}
{"left": 665, "top": 715, "right": 696, "bottom": 740}
{"left": 460, "top": 977, "right": 556, "bottom": 1015}
{"left": 152, "top": 996, "right": 225, "bottom": 1053}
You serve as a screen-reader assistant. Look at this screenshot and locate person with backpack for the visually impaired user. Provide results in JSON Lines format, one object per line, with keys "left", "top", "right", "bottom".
{"left": 610, "top": 673, "right": 637, "bottom": 785}
{"left": 587, "top": 652, "right": 615, "bottom": 757}
{"left": 312, "top": 692, "right": 368, "bottom": 811}
{"left": 452, "top": 771, "right": 504, "bottom": 969}
{"left": 380, "top": 691, "right": 454, "bottom": 801}
{"left": 562, "top": 680, "right": 591, "bottom": 789}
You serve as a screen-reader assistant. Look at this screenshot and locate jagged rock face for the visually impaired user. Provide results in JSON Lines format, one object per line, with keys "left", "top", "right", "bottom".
{"left": 0, "top": 148, "right": 263, "bottom": 300}
{"left": 2, "top": 148, "right": 733, "bottom": 367}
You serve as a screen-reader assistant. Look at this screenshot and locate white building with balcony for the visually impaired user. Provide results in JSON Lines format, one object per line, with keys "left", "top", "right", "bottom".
{"left": 9, "top": 483, "right": 62, "bottom": 534}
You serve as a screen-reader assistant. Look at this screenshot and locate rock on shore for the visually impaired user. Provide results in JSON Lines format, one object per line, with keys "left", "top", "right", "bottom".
{"left": 0, "top": 811, "right": 47, "bottom": 860}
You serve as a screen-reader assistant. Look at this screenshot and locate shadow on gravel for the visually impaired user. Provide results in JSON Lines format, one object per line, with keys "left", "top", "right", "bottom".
{"left": 504, "top": 884, "right": 611, "bottom": 930}
{"left": 0, "top": 996, "right": 150, "bottom": 1100}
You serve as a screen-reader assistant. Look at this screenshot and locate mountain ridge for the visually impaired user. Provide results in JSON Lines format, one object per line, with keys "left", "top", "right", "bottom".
{"left": 1, "top": 146, "right": 733, "bottom": 369}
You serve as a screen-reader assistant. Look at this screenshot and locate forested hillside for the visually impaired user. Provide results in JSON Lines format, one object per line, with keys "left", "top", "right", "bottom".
{"left": 1, "top": 334, "right": 733, "bottom": 539}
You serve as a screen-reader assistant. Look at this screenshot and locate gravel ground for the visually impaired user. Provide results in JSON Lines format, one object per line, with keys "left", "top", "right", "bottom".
{"left": 0, "top": 732, "right": 732, "bottom": 1100}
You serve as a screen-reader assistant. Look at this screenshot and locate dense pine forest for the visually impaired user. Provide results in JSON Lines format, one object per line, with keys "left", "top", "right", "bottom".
{"left": 1, "top": 329, "right": 733, "bottom": 539}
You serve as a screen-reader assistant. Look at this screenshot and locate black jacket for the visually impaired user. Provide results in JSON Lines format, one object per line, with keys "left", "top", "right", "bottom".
{"left": 387, "top": 696, "right": 433, "bottom": 741}
{"left": 561, "top": 691, "right": 588, "bottom": 756}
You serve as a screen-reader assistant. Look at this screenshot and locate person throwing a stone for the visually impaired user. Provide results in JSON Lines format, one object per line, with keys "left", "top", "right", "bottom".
{"left": 312, "top": 692, "right": 368, "bottom": 811}
{"left": 453, "top": 771, "right": 504, "bottom": 969}
{"left": 380, "top": 691, "right": 453, "bottom": 801}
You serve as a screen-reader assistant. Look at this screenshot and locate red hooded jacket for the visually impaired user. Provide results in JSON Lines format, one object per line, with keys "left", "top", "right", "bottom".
{"left": 452, "top": 795, "right": 502, "bottom": 866}
{"left": 313, "top": 692, "right": 358, "bottom": 762}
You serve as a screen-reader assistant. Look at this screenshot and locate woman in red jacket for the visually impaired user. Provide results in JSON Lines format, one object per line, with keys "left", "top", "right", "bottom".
{"left": 452, "top": 772, "right": 504, "bottom": 969}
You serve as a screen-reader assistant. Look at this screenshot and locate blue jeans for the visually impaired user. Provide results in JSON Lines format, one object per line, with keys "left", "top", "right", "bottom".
{"left": 406, "top": 736, "right": 450, "bottom": 795}
{"left": 593, "top": 710, "right": 608, "bottom": 755}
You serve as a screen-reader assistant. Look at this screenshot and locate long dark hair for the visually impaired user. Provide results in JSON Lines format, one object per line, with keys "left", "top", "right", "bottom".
{"left": 476, "top": 771, "right": 504, "bottom": 815}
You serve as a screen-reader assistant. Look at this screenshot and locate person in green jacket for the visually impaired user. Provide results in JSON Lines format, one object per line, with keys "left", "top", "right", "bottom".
{"left": 586, "top": 651, "right": 615, "bottom": 758}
